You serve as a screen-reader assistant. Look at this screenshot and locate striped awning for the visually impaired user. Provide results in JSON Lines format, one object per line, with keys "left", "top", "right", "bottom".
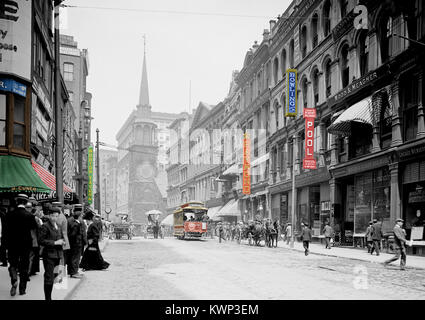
{"left": 31, "top": 160, "right": 73, "bottom": 192}
{"left": 327, "top": 97, "right": 373, "bottom": 135}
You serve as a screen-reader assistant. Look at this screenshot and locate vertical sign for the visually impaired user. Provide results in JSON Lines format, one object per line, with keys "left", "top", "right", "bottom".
{"left": 286, "top": 69, "right": 297, "bottom": 117}
{"left": 303, "top": 108, "right": 316, "bottom": 169}
{"left": 87, "top": 146, "right": 93, "bottom": 204}
{"left": 0, "top": 0, "right": 32, "bottom": 81}
{"left": 243, "top": 133, "right": 251, "bottom": 194}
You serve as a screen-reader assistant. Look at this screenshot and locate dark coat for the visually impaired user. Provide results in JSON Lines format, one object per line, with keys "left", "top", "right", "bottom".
{"left": 371, "top": 222, "right": 384, "bottom": 240}
{"left": 87, "top": 222, "right": 101, "bottom": 245}
{"left": 67, "top": 216, "right": 85, "bottom": 248}
{"left": 300, "top": 227, "right": 312, "bottom": 242}
{"left": 393, "top": 225, "right": 407, "bottom": 249}
{"left": 4, "top": 206, "right": 37, "bottom": 250}
{"left": 38, "top": 220, "right": 64, "bottom": 260}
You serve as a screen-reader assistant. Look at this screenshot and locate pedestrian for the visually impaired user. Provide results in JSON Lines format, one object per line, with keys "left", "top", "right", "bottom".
{"left": 218, "top": 222, "right": 226, "bottom": 243}
{"left": 79, "top": 209, "right": 110, "bottom": 271}
{"left": 285, "top": 223, "right": 292, "bottom": 245}
{"left": 0, "top": 207, "right": 7, "bottom": 267}
{"left": 300, "top": 222, "right": 312, "bottom": 256}
{"left": 66, "top": 204, "right": 85, "bottom": 278}
{"left": 371, "top": 218, "right": 384, "bottom": 256}
{"left": 365, "top": 221, "right": 374, "bottom": 253}
{"left": 52, "top": 202, "right": 70, "bottom": 273}
{"left": 384, "top": 218, "right": 409, "bottom": 270}
{"left": 28, "top": 205, "right": 43, "bottom": 277}
{"left": 323, "top": 222, "right": 333, "bottom": 249}
{"left": 3, "top": 194, "right": 37, "bottom": 296}
{"left": 38, "top": 206, "right": 65, "bottom": 300}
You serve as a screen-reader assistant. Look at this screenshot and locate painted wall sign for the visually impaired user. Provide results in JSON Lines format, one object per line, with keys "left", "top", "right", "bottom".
{"left": 243, "top": 133, "right": 251, "bottom": 194}
{"left": 87, "top": 145, "right": 94, "bottom": 204}
{"left": 303, "top": 108, "right": 316, "bottom": 170}
{"left": 0, "top": 0, "right": 32, "bottom": 81}
{"left": 0, "top": 78, "right": 26, "bottom": 96}
{"left": 286, "top": 69, "right": 297, "bottom": 117}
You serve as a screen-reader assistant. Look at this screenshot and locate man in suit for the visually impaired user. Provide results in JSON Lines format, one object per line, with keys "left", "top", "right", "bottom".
{"left": 3, "top": 194, "right": 37, "bottom": 296}
{"left": 371, "top": 219, "right": 384, "bottom": 256}
{"left": 67, "top": 204, "right": 85, "bottom": 278}
{"left": 38, "top": 206, "right": 65, "bottom": 300}
{"left": 384, "top": 218, "right": 409, "bottom": 270}
{"left": 0, "top": 207, "right": 7, "bottom": 266}
{"left": 365, "top": 221, "right": 374, "bottom": 253}
{"left": 300, "top": 222, "right": 312, "bottom": 256}
{"left": 52, "top": 202, "right": 70, "bottom": 273}
{"left": 323, "top": 222, "right": 333, "bottom": 249}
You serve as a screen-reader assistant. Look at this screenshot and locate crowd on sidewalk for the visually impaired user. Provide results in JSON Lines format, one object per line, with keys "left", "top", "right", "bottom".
{"left": 212, "top": 216, "right": 413, "bottom": 270}
{"left": 0, "top": 194, "right": 109, "bottom": 300}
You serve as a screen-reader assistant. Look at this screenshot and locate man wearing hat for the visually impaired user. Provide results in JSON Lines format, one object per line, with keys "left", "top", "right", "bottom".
{"left": 3, "top": 194, "right": 37, "bottom": 296}
{"left": 66, "top": 204, "right": 85, "bottom": 278}
{"left": 38, "top": 206, "right": 65, "bottom": 300}
{"left": 371, "top": 218, "right": 384, "bottom": 256}
{"left": 384, "top": 218, "right": 409, "bottom": 270}
{"left": 52, "top": 202, "right": 70, "bottom": 271}
{"left": 300, "top": 222, "right": 312, "bottom": 256}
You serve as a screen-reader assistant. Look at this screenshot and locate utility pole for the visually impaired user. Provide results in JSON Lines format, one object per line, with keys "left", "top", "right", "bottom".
{"left": 77, "top": 130, "right": 83, "bottom": 205}
{"left": 290, "top": 134, "right": 297, "bottom": 248}
{"left": 96, "top": 128, "right": 101, "bottom": 216}
{"left": 54, "top": 1, "right": 64, "bottom": 203}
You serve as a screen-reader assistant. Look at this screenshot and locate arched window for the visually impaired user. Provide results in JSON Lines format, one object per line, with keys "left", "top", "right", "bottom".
{"left": 358, "top": 31, "right": 369, "bottom": 76}
{"left": 289, "top": 39, "right": 294, "bottom": 68}
{"left": 281, "top": 49, "right": 287, "bottom": 76}
{"left": 312, "top": 13, "right": 319, "bottom": 48}
{"left": 300, "top": 25, "right": 307, "bottom": 58}
{"left": 274, "top": 103, "right": 280, "bottom": 129}
{"left": 301, "top": 78, "right": 308, "bottom": 109}
{"left": 324, "top": 59, "right": 332, "bottom": 97}
{"left": 340, "top": 44, "right": 350, "bottom": 88}
{"left": 273, "top": 57, "right": 279, "bottom": 85}
{"left": 312, "top": 69, "right": 319, "bottom": 106}
{"left": 340, "top": 0, "right": 348, "bottom": 18}
{"left": 380, "top": 16, "right": 394, "bottom": 62}
{"left": 323, "top": 0, "right": 331, "bottom": 37}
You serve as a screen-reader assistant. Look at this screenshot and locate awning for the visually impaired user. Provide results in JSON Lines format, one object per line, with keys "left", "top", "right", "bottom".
{"left": 221, "top": 163, "right": 242, "bottom": 176}
{"left": 31, "top": 160, "right": 73, "bottom": 192}
{"left": 327, "top": 97, "right": 373, "bottom": 136}
{"left": 207, "top": 205, "right": 222, "bottom": 219}
{"left": 0, "top": 155, "right": 50, "bottom": 193}
{"left": 251, "top": 153, "right": 269, "bottom": 167}
{"left": 214, "top": 199, "right": 240, "bottom": 219}
{"left": 160, "top": 214, "right": 174, "bottom": 226}
{"left": 250, "top": 190, "right": 268, "bottom": 198}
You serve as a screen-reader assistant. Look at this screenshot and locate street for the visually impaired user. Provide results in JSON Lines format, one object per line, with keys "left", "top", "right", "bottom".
{"left": 70, "top": 237, "right": 425, "bottom": 300}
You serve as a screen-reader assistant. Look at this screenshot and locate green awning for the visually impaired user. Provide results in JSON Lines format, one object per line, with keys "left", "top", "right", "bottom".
{"left": 0, "top": 155, "right": 50, "bottom": 193}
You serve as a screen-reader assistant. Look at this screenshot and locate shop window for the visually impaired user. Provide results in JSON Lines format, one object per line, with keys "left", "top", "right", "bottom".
{"left": 349, "top": 122, "right": 372, "bottom": 159}
{"left": 0, "top": 94, "right": 6, "bottom": 146}
{"left": 13, "top": 95, "right": 26, "bottom": 149}
{"left": 323, "top": 0, "right": 331, "bottom": 37}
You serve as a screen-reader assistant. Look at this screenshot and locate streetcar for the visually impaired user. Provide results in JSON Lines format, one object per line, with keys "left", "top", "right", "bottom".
{"left": 173, "top": 201, "right": 208, "bottom": 239}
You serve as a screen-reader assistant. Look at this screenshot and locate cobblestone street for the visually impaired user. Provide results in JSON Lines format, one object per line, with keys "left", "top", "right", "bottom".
{"left": 69, "top": 238, "right": 425, "bottom": 300}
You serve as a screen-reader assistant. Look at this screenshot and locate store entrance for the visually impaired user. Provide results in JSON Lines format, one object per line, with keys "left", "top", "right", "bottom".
{"left": 341, "top": 177, "right": 355, "bottom": 246}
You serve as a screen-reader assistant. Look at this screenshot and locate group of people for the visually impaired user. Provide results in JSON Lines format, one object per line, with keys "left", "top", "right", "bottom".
{"left": 0, "top": 194, "right": 109, "bottom": 300}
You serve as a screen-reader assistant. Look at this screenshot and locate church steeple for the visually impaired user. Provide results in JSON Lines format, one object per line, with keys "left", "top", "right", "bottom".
{"left": 138, "top": 35, "right": 150, "bottom": 108}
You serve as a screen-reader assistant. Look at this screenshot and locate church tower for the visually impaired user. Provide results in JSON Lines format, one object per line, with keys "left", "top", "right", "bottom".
{"left": 127, "top": 41, "right": 166, "bottom": 225}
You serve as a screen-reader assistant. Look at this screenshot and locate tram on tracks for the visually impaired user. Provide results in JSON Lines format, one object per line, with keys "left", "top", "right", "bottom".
{"left": 173, "top": 201, "right": 208, "bottom": 240}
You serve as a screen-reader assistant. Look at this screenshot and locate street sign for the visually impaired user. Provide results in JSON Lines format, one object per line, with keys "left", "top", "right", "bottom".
{"left": 286, "top": 69, "right": 297, "bottom": 117}
{"left": 303, "top": 108, "right": 317, "bottom": 170}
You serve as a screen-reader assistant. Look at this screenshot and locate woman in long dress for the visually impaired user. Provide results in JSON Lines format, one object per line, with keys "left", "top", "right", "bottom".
{"left": 79, "top": 210, "right": 109, "bottom": 271}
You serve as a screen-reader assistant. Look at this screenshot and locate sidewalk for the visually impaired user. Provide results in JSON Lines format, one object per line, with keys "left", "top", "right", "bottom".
{"left": 0, "top": 238, "right": 109, "bottom": 300}
{"left": 281, "top": 241, "right": 425, "bottom": 270}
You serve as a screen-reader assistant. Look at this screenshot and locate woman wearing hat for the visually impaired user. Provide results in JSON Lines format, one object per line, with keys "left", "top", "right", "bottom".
{"left": 38, "top": 207, "right": 65, "bottom": 300}
{"left": 79, "top": 209, "right": 109, "bottom": 271}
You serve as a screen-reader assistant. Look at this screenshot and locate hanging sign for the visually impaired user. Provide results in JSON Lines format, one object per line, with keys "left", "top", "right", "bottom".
{"left": 286, "top": 69, "right": 297, "bottom": 117}
{"left": 243, "top": 133, "right": 251, "bottom": 194}
{"left": 87, "top": 146, "right": 94, "bottom": 204}
{"left": 303, "top": 108, "right": 317, "bottom": 170}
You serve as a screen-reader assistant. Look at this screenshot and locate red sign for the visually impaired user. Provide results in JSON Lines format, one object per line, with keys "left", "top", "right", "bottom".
{"left": 303, "top": 108, "right": 317, "bottom": 170}
{"left": 243, "top": 133, "right": 251, "bottom": 194}
{"left": 184, "top": 222, "right": 206, "bottom": 233}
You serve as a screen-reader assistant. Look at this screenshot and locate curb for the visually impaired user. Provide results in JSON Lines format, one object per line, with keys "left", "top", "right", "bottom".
{"left": 64, "top": 239, "right": 109, "bottom": 300}
{"left": 282, "top": 246, "right": 425, "bottom": 271}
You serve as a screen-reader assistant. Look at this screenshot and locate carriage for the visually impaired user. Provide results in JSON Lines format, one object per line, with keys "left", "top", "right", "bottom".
{"left": 144, "top": 210, "right": 163, "bottom": 239}
{"left": 110, "top": 222, "right": 133, "bottom": 240}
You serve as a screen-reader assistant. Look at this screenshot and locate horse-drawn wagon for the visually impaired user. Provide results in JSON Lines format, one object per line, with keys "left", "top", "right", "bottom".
{"left": 110, "top": 223, "right": 133, "bottom": 240}
{"left": 144, "top": 210, "right": 163, "bottom": 239}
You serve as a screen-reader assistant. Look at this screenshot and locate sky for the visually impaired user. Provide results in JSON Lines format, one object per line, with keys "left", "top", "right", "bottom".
{"left": 61, "top": 0, "right": 292, "bottom": 145}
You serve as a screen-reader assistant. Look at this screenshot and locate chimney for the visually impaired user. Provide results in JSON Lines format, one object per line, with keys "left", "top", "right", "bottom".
{"left": 252, "top": 41, "right": 259, "bottom": 51}
{"left": 269, "top": 19, "right": 276, "bottom": 31}
{"left": 263, "top": 29, "right": 270, "bottom": 41}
